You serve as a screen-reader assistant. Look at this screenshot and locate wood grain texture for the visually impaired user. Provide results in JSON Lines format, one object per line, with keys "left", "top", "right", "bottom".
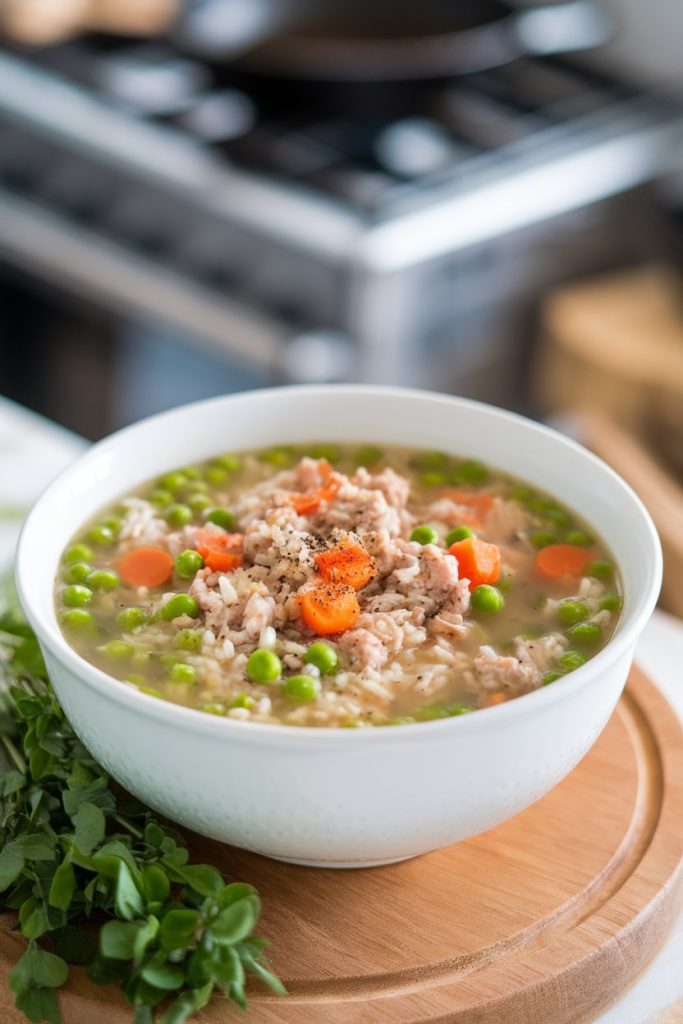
{"left": 1, "top": 665, "right": 682, "bottom": 1024}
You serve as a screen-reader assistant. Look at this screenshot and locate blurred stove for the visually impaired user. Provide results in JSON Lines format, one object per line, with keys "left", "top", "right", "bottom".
{"left": 1, "top": 32, "right": 683, "bottom": 416}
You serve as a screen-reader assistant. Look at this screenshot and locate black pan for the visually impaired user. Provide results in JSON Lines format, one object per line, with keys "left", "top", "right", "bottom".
{"left": 176, "top": 0, "right": 612, "bottom": 81}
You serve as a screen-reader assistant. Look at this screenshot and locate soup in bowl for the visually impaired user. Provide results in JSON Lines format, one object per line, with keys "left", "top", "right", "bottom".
{"left": 16, "top": 388, "right": 661, "bottom": 866}
{"left": 55, "top": 443, "right": 622, "bottom": 728}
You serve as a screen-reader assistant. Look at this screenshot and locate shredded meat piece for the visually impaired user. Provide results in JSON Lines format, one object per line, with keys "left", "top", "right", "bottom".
{"left": 383, "top": 541, "right": 460, "bottom": 614}
{"left": 352, "top": 466, "right": 410, "bottom": 508}
{"left": 472, "top": 645, "right": 540, "bottom": 696}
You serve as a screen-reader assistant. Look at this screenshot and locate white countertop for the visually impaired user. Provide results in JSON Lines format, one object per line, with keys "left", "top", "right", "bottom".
{"left": 1, "top": 397, "right": 681, "bottom": 1024}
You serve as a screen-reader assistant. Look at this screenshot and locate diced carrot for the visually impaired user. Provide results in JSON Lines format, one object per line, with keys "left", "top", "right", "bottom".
{"left": 448, "top": 536, "right": 501, "bottom": 590}
{"left": 290, "top": 459, "right": 340, "bottom": 516}
{"left": 291, "top": 482, "right": 339, "bottom": 516}
{"left": 485, "top": 692, "right": 507, "bottom": 707}
{"left": 315, "top": 540, "right": 376, "bottom": 591}
{"left": 195, "top": 528, "right": 243, "bottom": 573}
{"left": 535, "top": 544, "right": 592, "bottom": 580}
{"left": 299, "top": 583, "right": 360, "bottom": 635}
{"left": 119, "top": 547, "right": 173, "bottom": 588}
{"left": 444, "top": 490, "right": 494, "bottom": 521}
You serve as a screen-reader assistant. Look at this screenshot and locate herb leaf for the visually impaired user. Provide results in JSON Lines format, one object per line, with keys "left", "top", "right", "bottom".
{"left": 47, "top": 860, "right": 75, "bottom": 911}
{"left": 0, "top": 844, "right": 25, "bottom": 891}
{"left": 73, "top": 801, "right": 106, "bottom": 855}
{"left": 0, "top": 611, "right": 284, "bottom": 1023}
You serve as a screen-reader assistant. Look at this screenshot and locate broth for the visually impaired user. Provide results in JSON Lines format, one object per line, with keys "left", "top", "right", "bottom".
{"left": 56, "top": 443, "right": 621, "bottom": 727}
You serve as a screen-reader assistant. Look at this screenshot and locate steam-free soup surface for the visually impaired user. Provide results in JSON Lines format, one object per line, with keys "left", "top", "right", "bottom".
{"left": 57, "top": 444, "right": 621, "bottom": 726}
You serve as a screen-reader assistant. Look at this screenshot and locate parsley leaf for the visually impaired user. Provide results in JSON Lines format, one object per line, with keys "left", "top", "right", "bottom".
{"left": 0, "top": 612, "right": 284, "bottom": 1023}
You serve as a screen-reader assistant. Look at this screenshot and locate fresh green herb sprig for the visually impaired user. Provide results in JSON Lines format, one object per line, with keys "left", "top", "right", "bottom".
{"left": 0, "top": 613, "right": 284, "bottom": 1024}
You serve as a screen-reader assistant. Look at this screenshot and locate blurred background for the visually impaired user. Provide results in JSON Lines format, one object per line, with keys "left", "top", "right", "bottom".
{"left": 2, "top": 0, "right": 683, "bottom": 610}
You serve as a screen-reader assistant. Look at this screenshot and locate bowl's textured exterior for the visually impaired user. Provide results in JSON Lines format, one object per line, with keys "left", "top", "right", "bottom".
{"left": 16, "top": 387, "right": 662, "bottom": 866}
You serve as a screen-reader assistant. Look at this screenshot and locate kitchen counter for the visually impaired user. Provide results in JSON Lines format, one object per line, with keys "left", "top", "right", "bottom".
{"left": 1, "top": 396, "right": 681, "bottom": 1024}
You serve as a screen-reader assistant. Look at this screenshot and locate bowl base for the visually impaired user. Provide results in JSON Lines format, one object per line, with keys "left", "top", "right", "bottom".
{"left": 264, "top": 852, "right": 418, "bottom": 869}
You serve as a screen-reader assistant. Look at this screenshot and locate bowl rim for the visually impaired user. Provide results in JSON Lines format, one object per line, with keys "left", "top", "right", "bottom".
{"left": 15, "top": 385, "right": 662, "bottom": 748}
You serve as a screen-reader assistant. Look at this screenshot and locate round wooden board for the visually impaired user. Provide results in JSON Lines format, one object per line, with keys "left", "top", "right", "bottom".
{"left": 2, "top": 665, "right": 683, "bottom": 1024}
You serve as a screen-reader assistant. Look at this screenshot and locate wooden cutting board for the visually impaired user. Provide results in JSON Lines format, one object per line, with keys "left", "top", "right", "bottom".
{"left": 2, "top": 665, "right": 683, "bottom": 1024}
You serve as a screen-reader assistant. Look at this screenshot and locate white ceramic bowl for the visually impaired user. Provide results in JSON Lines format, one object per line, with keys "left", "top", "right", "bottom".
{"left": 16, "top": 387, "right": 661, "bottom": 867}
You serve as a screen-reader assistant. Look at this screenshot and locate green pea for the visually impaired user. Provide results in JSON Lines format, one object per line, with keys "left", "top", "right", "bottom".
{"left": 138, "top": 686, "right": 163, "bottom": 699}
{"left": 185, "top": 479, "right": 209, "bottom": 495}
{"left": 419, "top": 470, "right": 447, "bottom": 487}
{"left": 180, "top": 466, "right": 201, "bottom": 480}
{"left": 354, "top": 445, "right": 383, "bottom": 467}
{"left": 150, "top": 488, "right": 174, "bottom": 507}
{"left": 62, "top": 584, "right": 93, "bottom": 608}
{"left": 451, "top": 460, "right": 487, "bottom": 485}
{"left": 413, "top": 704, "right": 474, "bottom": 719}
{"left": 414, "top": 451, "right": 448, "bottom": 471}
{"left": 528, "top": 497, "right": 554, "bottom": 516}
{"left": 230, "top": 693, "right": 255, "bottom": 710}
{"left": 159, "top": 652, "right": 184, "bottom": 668}
{"left": 65, "top": 543, "right": 94, "bottom": 564}
{"left": 160, "top": 471, "right": 188, "bottom": 493}
{"left": 214, "top": 454, "right": 242, "bottom": 473}
{"left": 445, "top": 525, "right": 475, "bottom": 546}
{"left": 384, "top": 716, "right": 416, "bottom": 726}
{"left": 542, "top": 671, "right": 562, "bottom": 685}
{"left": 87, "top": 569, "right": 120, "bottom": 591}
{"left": 530, "top": 530, "right": 557, "bottom": 549}
{"left": 304, "top": 642, "right": 338, "bottom": 675}
{"left": 63, "top": 561, "right": 92, "bottom": 584}
{"left": 174, "top": 628, "right": 204, "bottom": 652}
{"left": 116, "top": 607, "right": 148, "bottom": 630}
{"left": 556, "top": 600, "right": 588, "bottom": 627}
{"left": 161, "top": 594, "right": 200, "bottom": 620}
{"left": 509, "top": 484, "right": 534, "bottom": 503}
{"left": 188, "top": 493, "right": 212, "bottom": 513}
{"left": 281, "top": 674, "right": 320, "bottom": 704}
{"left": 566, "top": 622, "right": 603, "bottom": 646}
{"left": 204, "top": 508, "right": 236, "bottom": 530}
{"left": 170, "top": 663, "right": 196, "bottom": 685}
{"left": 212, "top": 453, "right": 242, "bottom": 472}
{"left": 102, "top": 516, "right": 123, "bottom": 537}
{"left": 246, "top": 649, "right": 282, "bottom": 684}
{"left": 342, "top": 718, "right": 371, "bottom": 728}
{"left": 259, "top": 446, "right": 296, "bottom": 467}
{"left": 414, "top": 704, "right": 450, "bottom": 721}
{"left": 202, "top": 703, "right": 226, "bottom": 716}
{"left": 559, "top": 650, "right": 587, "bottom": 672}
{"left": 544, "top": 507, "right": 571, "bottom": 528}
{"left": 87, "top": 524, "right": 114, "bottom": 546}
{"left": 588, "top": 560, "right": 614, "bottom": 581}
{"left": 471, "top": 585, "right": 505, "bottom": 614}
{"left": 599, "top": 593, "right": 622, "bottom": 612}
{"left": 131, "top": 650, "right": 151, "bottom": 667}
{"left": 125, "top": 674, "right": 146, "bottom": 687}
{"left": 97, "top": 640, "right": 134, "bottom": 659}
{"left": 205, "top": 467, "right": 228, "bottom": 487}
{"left": 410, "top": 525, "right": 439, "bottom": 546}
{"left": 60, "top": 608, "right": 95, "bottom": 632}
{"left": 565, "top": 530, "right": 592, "bottom": 547}
{"left": 446, "top": 704, "right": 475, "bottom": 716}
{"left": 175, "top": 549, "right": 205, "bottom": 579}
{"left": 165, "top": 504, "right": 193, "bottom": 528}
{"left": 306, "top": 443, "right": 340, "bottom": 463}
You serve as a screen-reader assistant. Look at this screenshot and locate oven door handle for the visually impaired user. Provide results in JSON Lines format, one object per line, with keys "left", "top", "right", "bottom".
{"left": 0, "top": 190, "right": 355, "bottom": 380}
